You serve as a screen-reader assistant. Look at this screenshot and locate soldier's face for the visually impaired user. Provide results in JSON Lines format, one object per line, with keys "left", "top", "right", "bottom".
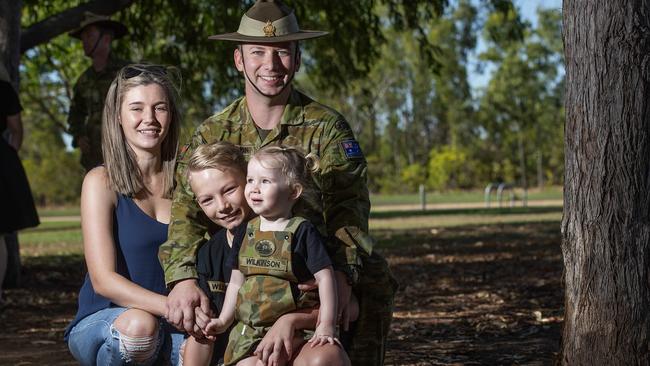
{"left": 245, "top": 157, "right": 299, "bottom": 220}
{"left": 119, "top": 83, "right": 171, "bottom": 155}
{"left": 190, "top": 167, "right": 252, "bottom": 230}
{"left": 80, "top": 25, "right": 105, "bottom": 57}
{"left": 234, "top": 42, "right": 300, "bottom": 98}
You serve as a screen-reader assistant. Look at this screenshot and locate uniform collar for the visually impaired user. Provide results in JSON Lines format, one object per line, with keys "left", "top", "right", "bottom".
{"left": 240, "top": 88, "right": 305, "bottom": 128}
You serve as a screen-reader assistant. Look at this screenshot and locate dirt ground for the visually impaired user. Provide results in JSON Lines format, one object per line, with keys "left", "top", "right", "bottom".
{"left": 0, "top": 221, "right": 563, "bottom": 365}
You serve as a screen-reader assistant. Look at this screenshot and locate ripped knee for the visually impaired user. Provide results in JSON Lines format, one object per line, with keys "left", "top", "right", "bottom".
{"left": 117, "top": 331, "right": 159, "bottom": 364}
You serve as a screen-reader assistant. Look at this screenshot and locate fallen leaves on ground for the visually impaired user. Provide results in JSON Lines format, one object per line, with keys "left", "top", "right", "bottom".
{"left": 0, "top": 223, "right": 563, "bottom": 365}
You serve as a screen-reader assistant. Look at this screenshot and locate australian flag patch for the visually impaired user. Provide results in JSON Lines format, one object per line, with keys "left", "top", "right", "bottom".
{"left": 340, "top": 139, "right": 364, "bottom": 160}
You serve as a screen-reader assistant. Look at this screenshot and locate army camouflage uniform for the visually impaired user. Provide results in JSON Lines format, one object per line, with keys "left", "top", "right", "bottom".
{"left": 224, "top": 216, "right": 320, "bottom": 365}
{"left": 160, "top": 89, "right": 399, "bottom": 365}
{"left": 67, "top": 54, "right": 129, "bottom": 171}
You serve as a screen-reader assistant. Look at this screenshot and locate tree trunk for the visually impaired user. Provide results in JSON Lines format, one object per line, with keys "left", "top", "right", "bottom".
{"left": 561, "top": 1, "right": 650, "bottom": 364}
{"left": 0, "top": 0, "right": 22, "bottom": 86}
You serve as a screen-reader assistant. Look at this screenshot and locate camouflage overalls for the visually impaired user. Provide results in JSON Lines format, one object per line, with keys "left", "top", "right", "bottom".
{"left": 160, "top": 89, "right": 399, "bottom": 365}
{"left": 224, "top": 216, "right": 319, "bottom": 365}
{"left": 67, "top": 55, "right": 129, "bottom": 171}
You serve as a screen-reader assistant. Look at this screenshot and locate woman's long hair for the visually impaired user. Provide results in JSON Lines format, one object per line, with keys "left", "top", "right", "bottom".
{"left": 101, "top": 64, "right": 181, "bottom": 198}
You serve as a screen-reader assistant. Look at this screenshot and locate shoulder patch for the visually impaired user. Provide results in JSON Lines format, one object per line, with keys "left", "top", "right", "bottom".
{"left": 340, "top": 139, "right": 364, "bottom": 160}
{"left": 335, "top": 120, "right": 351, "bottom": 132}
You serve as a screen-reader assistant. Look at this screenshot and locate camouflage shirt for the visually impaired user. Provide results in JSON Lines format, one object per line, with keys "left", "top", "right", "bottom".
{"left": 160, "top": 89, "right": 374, "bottom": 285}
{"left": 67, "top": 54, "right": 130, "bottom": 170}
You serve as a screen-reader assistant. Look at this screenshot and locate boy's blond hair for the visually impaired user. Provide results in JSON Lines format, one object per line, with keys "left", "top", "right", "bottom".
{"left": 187, "top": 141, "right": 247, "bottom": 179}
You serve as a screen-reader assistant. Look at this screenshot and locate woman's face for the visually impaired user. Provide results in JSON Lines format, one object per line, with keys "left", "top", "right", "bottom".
{"left": 119, "top": 83, "right": 171, "bottom": 154}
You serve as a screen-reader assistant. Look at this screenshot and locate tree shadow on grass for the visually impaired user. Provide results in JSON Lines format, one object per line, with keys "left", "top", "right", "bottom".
{"left": 0, "top": 222, "right": 564, "bottom": 365}
{"left": 379, "top": 221, "right": 563, "bottom": 365}
{"left": 0, "top": 255, "right": 84, "bottom": 365}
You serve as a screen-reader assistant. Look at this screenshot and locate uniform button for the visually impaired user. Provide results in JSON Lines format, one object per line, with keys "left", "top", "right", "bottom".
{"left": 284, "top": 235, "right": 289, "bottom": 240}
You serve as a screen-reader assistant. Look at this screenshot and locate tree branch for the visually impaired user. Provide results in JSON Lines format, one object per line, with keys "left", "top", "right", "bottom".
{"left": 22, "top": 85, "right": 67, "bottom": 132}
{"left": 20, "top": 0, "right": 136, "bottom": 54}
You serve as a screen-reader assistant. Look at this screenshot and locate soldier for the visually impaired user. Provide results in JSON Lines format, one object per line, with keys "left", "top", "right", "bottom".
{"left": 159, "top": 1, "right": 399, "bottom": 365}
{"left": 67, "top": 12, "right": 130, "bottom": 171}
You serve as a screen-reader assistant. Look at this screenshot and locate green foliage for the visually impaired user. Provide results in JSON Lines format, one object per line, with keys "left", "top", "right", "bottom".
{"left": 475, "top": 4, "right": 564, "bottom": 189}
{"left": 12, "top": 0, "right": 565, "bottom": 200}
{"left": 427, "top": 145, "right": 476, "bottom": 190}
{"left": 400, "top": 164, "right": 427, "bottom": 192}
{"left": 18, "top": 7, "right": 87, "bottom": 205}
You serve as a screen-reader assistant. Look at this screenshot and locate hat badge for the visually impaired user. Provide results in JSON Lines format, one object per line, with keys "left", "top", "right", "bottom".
{"left": 263, "top": 20, "right": 276, "bottom": 37}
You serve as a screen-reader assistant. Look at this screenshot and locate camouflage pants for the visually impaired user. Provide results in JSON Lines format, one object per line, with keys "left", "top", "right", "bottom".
{"left": 348, "top": 251, "right": 399, "bottom": 366}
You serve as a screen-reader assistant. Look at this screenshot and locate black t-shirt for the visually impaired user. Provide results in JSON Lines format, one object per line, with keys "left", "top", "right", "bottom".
{"left": 227, "top": 219, "right": 333, "bottom": 282}
{"left": 197, "top": 224, "right": 247, "bottom": 314}
{"left": 1, "top": 80, "right": 22, "bottom": 133}
{"left": 196, "top": 224, "right": 246, "bottom": 364}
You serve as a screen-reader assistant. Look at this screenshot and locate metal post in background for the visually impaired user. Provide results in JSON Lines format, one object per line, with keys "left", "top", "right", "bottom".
{"left": 419, "top": 184, "right": 426, "bottom": 211}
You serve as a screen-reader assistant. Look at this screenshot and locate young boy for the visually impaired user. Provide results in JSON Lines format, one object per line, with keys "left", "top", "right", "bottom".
{"left": 183, "top": 141, "right": 253, "bottom": 365}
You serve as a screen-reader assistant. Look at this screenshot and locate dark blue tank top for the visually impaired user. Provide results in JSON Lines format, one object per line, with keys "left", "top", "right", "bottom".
{"left": 64, "top": 194, "right": 169, "bottom": 340}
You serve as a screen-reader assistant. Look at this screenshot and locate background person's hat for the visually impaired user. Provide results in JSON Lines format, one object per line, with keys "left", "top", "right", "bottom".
{"left": 209, "top": 0, "right": 328, "bottom": 43}
{"left": 69, "top": 12, "right": 128, "bottom": 39}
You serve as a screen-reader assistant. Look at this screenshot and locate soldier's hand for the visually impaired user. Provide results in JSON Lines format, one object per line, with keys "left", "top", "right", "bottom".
{"left": 78, "top": 136, "right": 91, "bottom": 153}
{"left": 335, "top": 271, "right": 353, "bottom": 331}
{"left": 166, "top": 279, "right": 211, "bottom": 337}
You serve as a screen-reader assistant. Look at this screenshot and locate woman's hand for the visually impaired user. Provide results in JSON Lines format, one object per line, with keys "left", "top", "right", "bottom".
{"left": 254, "top": 312, "right": 298, "bottom": 364}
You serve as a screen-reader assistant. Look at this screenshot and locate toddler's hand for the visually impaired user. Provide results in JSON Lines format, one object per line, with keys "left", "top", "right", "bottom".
{"left": 205, "top": 317, "right": 229, "bottom": 336}
{"left": 308, "top": 323, "right": 340, "bottom": 348}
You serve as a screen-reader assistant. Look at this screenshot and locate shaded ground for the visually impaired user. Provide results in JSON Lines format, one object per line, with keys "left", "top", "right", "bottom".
{"left": 0, "top": 221, "right": 563, "bottom": 365}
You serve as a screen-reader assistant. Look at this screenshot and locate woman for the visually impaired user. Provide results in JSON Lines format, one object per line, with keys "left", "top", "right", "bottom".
{"left": 65, "top": 64, "right": 183, "bottom": 365}
{"left": 0, "top": 63, "right": 39, "bottom": 303}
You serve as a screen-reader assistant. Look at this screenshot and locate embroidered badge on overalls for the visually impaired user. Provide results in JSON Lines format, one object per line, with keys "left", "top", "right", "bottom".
{"left": 255, "top": 239, "right": 276, "bottom": 257}
{"left": 340, "top": 139, "right": 364, "bottom": 160}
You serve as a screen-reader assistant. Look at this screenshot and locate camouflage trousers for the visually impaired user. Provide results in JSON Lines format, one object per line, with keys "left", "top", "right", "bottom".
{"left": 348, "top": 251, "right": 399, "bottom": 366}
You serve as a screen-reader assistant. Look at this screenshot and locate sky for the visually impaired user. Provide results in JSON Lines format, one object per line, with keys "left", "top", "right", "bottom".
{"left": 468, "top": 0, "right": 562, "bottom": 90}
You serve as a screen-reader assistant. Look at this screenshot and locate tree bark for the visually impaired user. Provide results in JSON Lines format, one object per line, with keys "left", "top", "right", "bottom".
{"left": 561, "top": 0, "right": 650, "bottom": 364}
{"left": 0, "top": 0, "right": 22, "bottom": 86}
{"left": 20, "top": 0, "right": 135, "bottom": 54}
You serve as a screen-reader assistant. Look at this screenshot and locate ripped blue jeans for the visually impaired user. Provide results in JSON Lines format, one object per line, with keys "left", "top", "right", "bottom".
{"left": 67, "top": 307, "right": 185, "bottom": 365}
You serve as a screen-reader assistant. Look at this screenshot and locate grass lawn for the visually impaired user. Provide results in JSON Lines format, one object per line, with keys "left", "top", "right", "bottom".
{"left": 371, "top": 186, "right": 563, "bottom": 206}
{"left": 19, "top": 221, "right": 83, "bottom": 256}
{"left": 20, "top": 205, "right": 563, "bottom": 257}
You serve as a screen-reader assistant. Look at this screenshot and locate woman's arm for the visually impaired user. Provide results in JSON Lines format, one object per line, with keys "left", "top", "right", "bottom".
{"left": 81, "top": 168, "right": 167, "bottom": 316}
